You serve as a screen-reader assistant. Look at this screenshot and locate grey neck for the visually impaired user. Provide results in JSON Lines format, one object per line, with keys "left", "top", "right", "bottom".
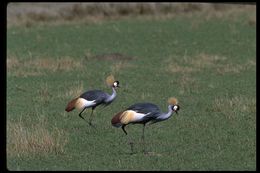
{"left": 105, "top": 87, "right": 117, "bottom": 103}
{"left": 157, "top": 105, "right": 174, "bottom": 121}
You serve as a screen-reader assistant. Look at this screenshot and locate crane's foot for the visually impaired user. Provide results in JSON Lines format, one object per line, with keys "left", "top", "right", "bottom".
{"left": 128, "top": 141, "right": 134, "bottom": 154}
{"left": 88, "top": 122, "right": 97, "bottom": 129}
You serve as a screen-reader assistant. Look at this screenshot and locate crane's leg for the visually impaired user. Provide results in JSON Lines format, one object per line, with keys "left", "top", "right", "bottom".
{"left": 129, "top": 138, "right": 134, "bottom": 154}
{"left": 122, "top": 124, "right": 127, "bottom": 135}
{"left": 79, "top": 107, "right": 87, "bottom": 120}
{"left": 142, "top": 124, "right": 147, "bottom": 154}
{"left": 122, "top": 125, "right": 134, "bottom": 154}
{"left": 88, "top": 107, "right": 96, "bottom": 128}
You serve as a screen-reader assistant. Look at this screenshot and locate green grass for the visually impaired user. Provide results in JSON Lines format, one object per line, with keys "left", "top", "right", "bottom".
{"left": 7, "top": 15, "right": 256, "bottom": 170}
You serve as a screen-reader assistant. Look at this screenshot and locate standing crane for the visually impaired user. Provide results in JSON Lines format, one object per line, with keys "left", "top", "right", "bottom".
{"left": 111, "top": 97, "right": 180, "bottom": 154}
{"left": 66, "top": 75, "right": 120, "bottom": 127}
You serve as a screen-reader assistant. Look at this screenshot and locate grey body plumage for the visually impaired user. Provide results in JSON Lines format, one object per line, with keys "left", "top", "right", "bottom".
{"left": 65, "top": 76, "right": 119, "bottom": 127}
{"left": 126, "top": 103, "right": 162, "bottom": 124}
{"left": 125, "top": 102, "right": 177, "bottom": 125}
{"left": 111, "top": 97, "right": 180, "bottom": 154}
{"left": 80, "top": 89, "right": 113, "bottom": 108}
{"left": 78, "top": 85, "right": 118, "bottom": 126}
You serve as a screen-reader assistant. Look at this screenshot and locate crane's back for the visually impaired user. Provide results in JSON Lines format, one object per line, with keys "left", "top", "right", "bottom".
{"left": 127, "top": 102, "right": 161, "bottom": 114}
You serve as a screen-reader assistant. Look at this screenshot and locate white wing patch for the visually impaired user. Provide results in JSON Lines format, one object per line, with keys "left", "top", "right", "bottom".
{"left": 75, "top": 98, "right": 96, "bottom": 110}
{"left": 119, "top": 110, "right": 152, "bottom": 124}
{"left": 131, "top": 111, "right": 151, "bottom": 123}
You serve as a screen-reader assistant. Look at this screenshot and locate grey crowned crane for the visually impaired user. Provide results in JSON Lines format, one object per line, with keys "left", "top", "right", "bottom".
{"left": 66, "top": 75, "right": 119, "bottom": 127}
{"left": 111, "top": 97, "right": 180, "bottom": 154}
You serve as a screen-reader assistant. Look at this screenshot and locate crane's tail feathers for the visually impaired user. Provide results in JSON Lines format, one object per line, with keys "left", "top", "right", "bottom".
{"left": 65, "top": 98, "right": 78, "bottom": 112}
{"left": 168, "top": 97, "right": 178, "bottom": 105}
{"left": 106, "top": 75, "right": 115, "bottom": 86}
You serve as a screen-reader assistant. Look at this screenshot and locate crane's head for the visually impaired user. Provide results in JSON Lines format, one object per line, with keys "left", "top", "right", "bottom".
{"left": 106, "top": 75, "right": 120, "bottom": 88}
{"left": 172, "top": 105, "right": 180, "bottom": 114}
{"left": 113, "top": 81, "right": 120, "bottom": 88}
{"left": 168, "top": 97, "right": 180, "bottom": 114}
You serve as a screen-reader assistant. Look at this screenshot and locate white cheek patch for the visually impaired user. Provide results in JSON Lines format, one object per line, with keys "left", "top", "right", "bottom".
{"left": 173, "top": 105, "right": 178, "bottom": 111}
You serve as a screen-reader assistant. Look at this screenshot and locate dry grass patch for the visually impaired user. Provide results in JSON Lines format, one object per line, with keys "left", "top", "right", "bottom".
{"left": 7, "top": 55, "right": 83, "bottom": 77}
{"left": 25, "top": 57, "right": 83, "bottom": 72}
{"left": 110, "top": 61, "right": 134, "bottom": 75}
{"left": 168, "top": 63, "right": 196, "bottom": 74}
{"left": 178, "top": 75, "right": 198, "bottom": 95}
{"left": 64, "top": 81, "right": 84, "bottom": 99}
{"left": 86, "top": 52, "right": 135, "bottom": 77}
{"left": 90, "top": 53, "right": 134, "bottom": 61}
{"left": 7, "top": 55, "right": 20, "bottom": 70}
{"left": 167, "top": 53, "right": 227, "bottom": 74}
{"left": 7, "top": 55, "right": 43, "bottom": 77}
{"left": 212, "top": 95, "right": 256, "bottom": 120}
{"left": 36, "top": 83, "right": 52, "bottom": 105}
{"left": 7, "top": 119, "right": 68, "bottom": 158}
{"left": 248, "top": 14, "right": 256, "bottom": 26}
{"left": 200, "top": 4, "right": 255, "bottom": 22}
{"left": 7, "top": 3, "right": 255, "bottom": 28}
{"left": 14, "top": 70, "right": 44, "bottom": 77}
{"left": 189, "top": 53, "right": 227, "bottom": 69}
{"left": 167, "top": 53, "right": 255, "bottom": 75}
{"left": 216, "top": 59, "right": 256, "bottom": 74}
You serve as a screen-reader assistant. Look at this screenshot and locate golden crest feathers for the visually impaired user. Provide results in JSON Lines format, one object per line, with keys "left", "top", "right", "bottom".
{"left": 168, "top": 97, "right": 178, "bottom": 105}
{"left": 106, "top": 75, "right": 115, "bottom": 86}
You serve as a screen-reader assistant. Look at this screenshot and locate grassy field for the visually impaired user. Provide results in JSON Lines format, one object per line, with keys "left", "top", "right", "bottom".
{"left": 7, "top": 4, "right": 256, "bottom": 171}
